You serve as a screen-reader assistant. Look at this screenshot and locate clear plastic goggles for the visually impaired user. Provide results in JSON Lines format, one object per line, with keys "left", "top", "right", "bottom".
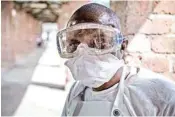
{"left": 56, "top": 23, "right": 125, "bottom": 58}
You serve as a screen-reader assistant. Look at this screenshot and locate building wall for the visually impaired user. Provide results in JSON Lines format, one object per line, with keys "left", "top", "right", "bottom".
{"left": 111, "top": 1, "right": 175, "bottom": 81}
{"left": 1, "top": 2, "right": 42, "bottom": 69}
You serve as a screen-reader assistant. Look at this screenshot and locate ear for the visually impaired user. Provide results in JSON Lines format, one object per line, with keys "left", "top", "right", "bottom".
{"left": 121, "top": 40, "right": 128, "bottom": 51}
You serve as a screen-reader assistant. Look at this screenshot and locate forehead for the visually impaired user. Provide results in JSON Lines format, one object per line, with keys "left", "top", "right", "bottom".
{"left": 67, "top": 4, "right": 120, "bottom": 29}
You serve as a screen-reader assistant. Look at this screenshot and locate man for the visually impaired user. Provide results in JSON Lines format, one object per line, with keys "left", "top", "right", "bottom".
{"left": 57, "top": 3, "right": 175, "bottom": 116}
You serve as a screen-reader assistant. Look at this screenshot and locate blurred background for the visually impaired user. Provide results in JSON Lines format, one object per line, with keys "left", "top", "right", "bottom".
{"left": 1, "top": 0, "right": 175, "bottom": 116}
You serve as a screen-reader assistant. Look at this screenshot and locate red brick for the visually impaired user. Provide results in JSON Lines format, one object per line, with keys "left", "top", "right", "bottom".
{"left": 127, "top": 1, "right": 152, "bottom": 15}
{"left": 153, "top": 1, "right": 175, "bottom": 14}
{"left": 151, "top": 35, "right": 175, "bottom": 53}
{"left": 139, "top": 18, "right": 173, "bottom": 34}
{"left": 111, "top": 1, "right": 127, "bottom": 16}
{"left": 142, "top": 56, "right": 169, "bottom": 73}
{"left": 111, "top": 1, "right": 127, "bottom": 33}
{"left": 110, "top": 1, "right": 116, "bottom": 11}
{"left": 126, "top": 15, "right": 147, "bottom": 34}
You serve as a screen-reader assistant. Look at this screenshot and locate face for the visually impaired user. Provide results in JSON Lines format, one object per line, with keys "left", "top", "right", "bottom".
{"left": 66, "top": 28, "right": 117, "bottom": 54}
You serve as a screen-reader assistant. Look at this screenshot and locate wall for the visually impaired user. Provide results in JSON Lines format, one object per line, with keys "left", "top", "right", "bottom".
{"left": 1, "top": 2, "right": 42, "bottom": 69}
{"left": 111, "top": 1, "right": 175, "bottom": 81}
{"left": 57, "top": 1, "right": 89, "bottom": 30}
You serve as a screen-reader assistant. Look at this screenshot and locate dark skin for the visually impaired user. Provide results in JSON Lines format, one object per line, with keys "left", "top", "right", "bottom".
{"left": 93, "top": 67, "right": 124, "bottom": 91}
{"left": 67, "top": 3, "right": 129, "bottom": 91}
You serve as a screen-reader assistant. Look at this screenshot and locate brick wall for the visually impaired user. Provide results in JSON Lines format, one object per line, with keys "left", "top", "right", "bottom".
{"left": 111, "top": 1, "right": 175, "bottom": 81}
{"left": 1, "top": 2, "right": 42, "bottom": 69}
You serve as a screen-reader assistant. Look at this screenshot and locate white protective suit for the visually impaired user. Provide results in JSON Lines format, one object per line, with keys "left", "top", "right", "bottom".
{"left": 62, "top": 66, "right": 175, "bottom": 116}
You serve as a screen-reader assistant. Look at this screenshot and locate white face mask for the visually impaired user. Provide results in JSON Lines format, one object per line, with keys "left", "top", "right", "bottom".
{"left": 65, "top": 44, "right": 124, "bottom": 88}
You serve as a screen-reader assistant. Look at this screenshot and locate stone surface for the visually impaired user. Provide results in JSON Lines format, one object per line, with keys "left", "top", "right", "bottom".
{"left": 142, "top": 56, "right": 169, "bottom": 73}
{"left": 127, "top": 1, "right": 153, "bottom": 16}
{"left": 110, "top": 1, "right": 127, "bottom": 33}
{"left": 151, "top": 35, "right": 175, "bottom": 53}
{"left": 126, "top": 15, "right": 147, "bottom": 34}
{"left": 112, "top": 1, "right": 175, "bottom": 76}
{"left": 153, "top": 1, "right": 175, "bottom": 14}
{"left": 139, "top": 18, "right": 174, "bottom": 34}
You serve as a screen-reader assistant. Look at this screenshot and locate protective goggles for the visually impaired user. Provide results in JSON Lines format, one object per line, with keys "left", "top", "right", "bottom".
{"left": 56, "top": 23, "right": 125, "bottom": 58}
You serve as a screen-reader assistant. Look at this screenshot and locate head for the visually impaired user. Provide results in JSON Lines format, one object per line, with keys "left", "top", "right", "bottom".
{"left": 66, "top": 3, "right": 128, "bottom": 58}
{"left": 60, "top": 3, "right": 127, "bottom": 88}
{"left": 67, "top": 3, "right": 121, "bottom": 29}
